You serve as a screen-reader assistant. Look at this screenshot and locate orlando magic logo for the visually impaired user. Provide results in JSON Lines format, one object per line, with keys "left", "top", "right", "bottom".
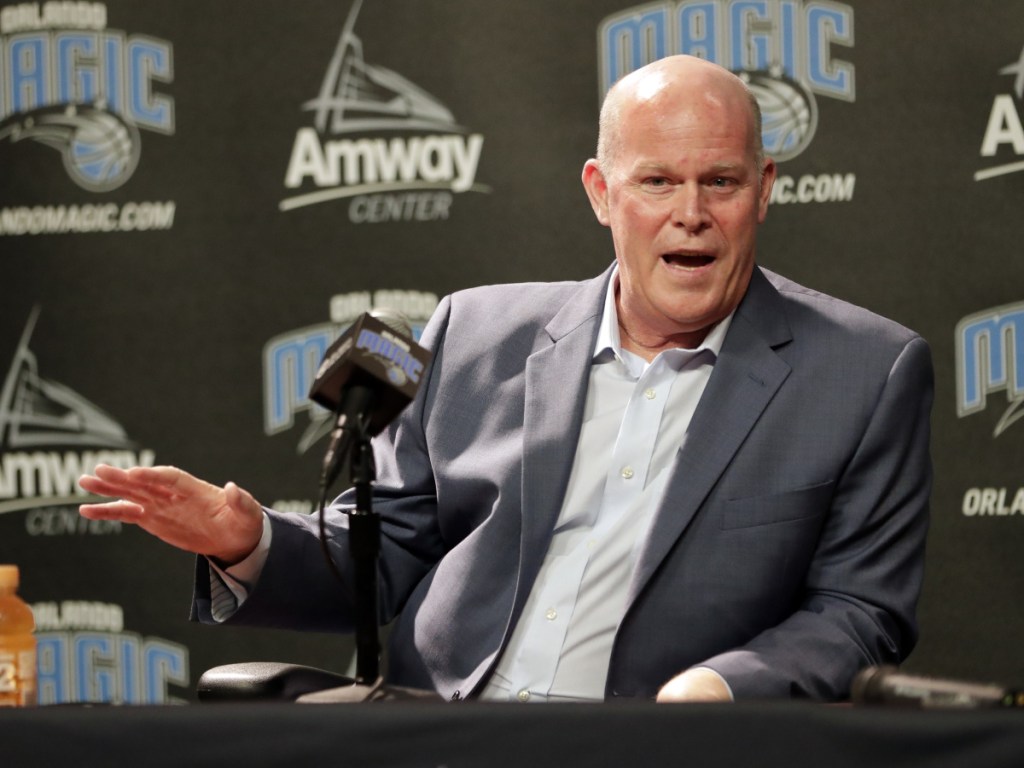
{"left": 0, "top": 5, "right": 174, "bottom": 192}
{"left": 355, "top": 328, "right": 423, "bottom": 388}
{"left": 598, "top": 1, "right": 854, "bottom": 163}
{"left": 956, "top": 302, "right": 1024, "bottom": 437}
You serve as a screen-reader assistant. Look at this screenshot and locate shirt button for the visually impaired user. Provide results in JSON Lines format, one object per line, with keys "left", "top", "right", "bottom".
{"left": 621, "top": 466, "right": 634, "bottom": 480}
{"left": 517, "top": 689, "right": 531, "bottom": 702}
{"left": 644, "top": 387, "right": 657, "bottom": 400}
{"left": 545, "top": 608, "right": 557, "bottom": 621}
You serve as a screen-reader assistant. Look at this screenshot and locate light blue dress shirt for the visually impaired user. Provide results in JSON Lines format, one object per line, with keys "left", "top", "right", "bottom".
{"left": 480, "top": 271, "right": 731, "bottom": 702}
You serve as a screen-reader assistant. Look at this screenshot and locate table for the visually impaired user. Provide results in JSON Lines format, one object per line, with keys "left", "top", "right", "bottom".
{"left": 3, "top": 700, "right": 1024, "bottom": 767}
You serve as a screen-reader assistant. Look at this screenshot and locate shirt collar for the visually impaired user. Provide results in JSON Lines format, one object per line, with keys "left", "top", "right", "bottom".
{"left": 594, "top": 265, "right": 735, "bottom": 370}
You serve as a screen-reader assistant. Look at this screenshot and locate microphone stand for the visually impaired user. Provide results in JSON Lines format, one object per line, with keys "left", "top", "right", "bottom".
{"left": 348, "top": 424, "right": 380, "bottom": 685}
{"left": 298, "top": 413, "right": 440, "bottom": 703}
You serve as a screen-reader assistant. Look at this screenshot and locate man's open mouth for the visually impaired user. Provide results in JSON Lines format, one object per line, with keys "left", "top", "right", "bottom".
{"left": 663, "top": 253, "right": 714, "bottom": 268}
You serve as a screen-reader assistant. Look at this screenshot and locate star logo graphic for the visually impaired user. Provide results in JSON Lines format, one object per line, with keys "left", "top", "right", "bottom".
{"left": 999, "top": 44, "right": 1024, "bottom": 99}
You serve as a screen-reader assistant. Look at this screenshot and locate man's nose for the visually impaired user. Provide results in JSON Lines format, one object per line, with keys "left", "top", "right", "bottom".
{"left": 671, "top": 184, "right": 709, "bottom": 232}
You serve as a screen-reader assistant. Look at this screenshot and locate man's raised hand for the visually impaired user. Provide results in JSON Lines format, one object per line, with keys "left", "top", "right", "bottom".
{"left": 79, "top": 464, "right": 264, "bottom": 565}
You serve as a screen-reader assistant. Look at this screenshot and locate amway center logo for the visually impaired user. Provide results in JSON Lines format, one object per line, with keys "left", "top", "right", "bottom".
{"left": 976, "top": 44, "right": 1024, "bottom": 182}
{"left": 280, "top": 0, "right": 489, "bottom": 223}
{"left": 0, "top": 308, "right": 155, "bottom": 534}
{"left": 597, "top": 0, "right": 856, "bottom": 205}
{"left": 0, "top": 2, "right": 174, "bottom": 192}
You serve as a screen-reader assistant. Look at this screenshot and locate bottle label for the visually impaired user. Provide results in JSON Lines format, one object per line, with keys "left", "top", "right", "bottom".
{"left": 0, "top": 648, "right": 37, "bottom": 707}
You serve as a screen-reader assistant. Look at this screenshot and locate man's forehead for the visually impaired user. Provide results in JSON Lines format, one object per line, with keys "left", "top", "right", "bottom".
{"left": 625, "top": 117, "right": 755, "bottom": 155}
{"left": 619, "top": 93, "right": 756, "bottom": 153}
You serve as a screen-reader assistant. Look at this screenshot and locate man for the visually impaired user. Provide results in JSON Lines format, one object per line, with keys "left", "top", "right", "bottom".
{"left": 79, "top": 55, "right": 933, "bottom": 703}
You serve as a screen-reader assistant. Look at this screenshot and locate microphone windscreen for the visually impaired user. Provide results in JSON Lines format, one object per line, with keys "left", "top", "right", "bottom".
{"left": 369, "top": 308, "right": 412, "bottom": 338}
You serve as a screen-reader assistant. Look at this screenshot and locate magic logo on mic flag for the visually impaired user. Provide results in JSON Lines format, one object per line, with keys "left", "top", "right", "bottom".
{"left": 354, "top": 327, "right": 424, "bottom": 388}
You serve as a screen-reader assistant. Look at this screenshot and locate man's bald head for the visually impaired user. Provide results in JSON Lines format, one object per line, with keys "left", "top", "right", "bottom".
{"left": 596, "top": 55, "right": 765, "bottom": 175}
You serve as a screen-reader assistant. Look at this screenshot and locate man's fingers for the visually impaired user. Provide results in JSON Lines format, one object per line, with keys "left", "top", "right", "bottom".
{"left": 78, "top": 474, "right": 117, "bottom": 496}
{"left": 84, "top": 464, "right": 197, "bottom": 503}
{"left": 79, "top": 500, "right": 144, "bottom": 522}
{"left": 79, "top": 473, "right": 159, "bottom": 508}
{"left": 125, "top": 465, "right": 215, "bottom": 501}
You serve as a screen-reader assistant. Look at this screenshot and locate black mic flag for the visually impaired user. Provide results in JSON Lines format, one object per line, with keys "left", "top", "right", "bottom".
{"left": 309, "top": 310, "right": 431, "bottom": 439}
{"left": 309, "top": 310, "right": 431, "bottom": 490}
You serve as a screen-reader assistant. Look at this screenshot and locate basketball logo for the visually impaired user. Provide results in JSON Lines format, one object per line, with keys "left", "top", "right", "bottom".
{"left": 61, "top": 108, "right": 142, "bottom": 192}
{"left": 2, "top": 105, "right": 141, "bottom": 192}
{"left": 742, "top": 71, "right": 819, "bottom": 163}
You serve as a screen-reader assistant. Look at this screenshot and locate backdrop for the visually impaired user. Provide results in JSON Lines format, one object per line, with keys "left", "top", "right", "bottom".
{"left": 1, "top": 0, "right": 1021, "bottom": 704}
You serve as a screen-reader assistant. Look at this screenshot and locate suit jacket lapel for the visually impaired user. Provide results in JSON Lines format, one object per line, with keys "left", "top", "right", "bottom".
{"left": 515, "top": 266, "right": 611, "bottom": 605}
{"left": 626, "top": 268, "right": 794, "bottom": 604}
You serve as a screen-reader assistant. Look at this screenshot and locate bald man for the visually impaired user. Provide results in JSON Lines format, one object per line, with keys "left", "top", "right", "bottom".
{"left": 81, "top": 56, "right": 932, "bottom": 703}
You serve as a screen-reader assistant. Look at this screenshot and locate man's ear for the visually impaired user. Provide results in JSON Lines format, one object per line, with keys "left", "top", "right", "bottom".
{"left": 757, "top": 157, "right": 777, "bottom": 223}
{"left": 582, "top": 159, "right": 611, "bottom": 227}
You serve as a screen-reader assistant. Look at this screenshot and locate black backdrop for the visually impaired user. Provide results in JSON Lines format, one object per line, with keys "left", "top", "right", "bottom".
{"left": 1, "top": 0, "right": 1022, "bottom": 704}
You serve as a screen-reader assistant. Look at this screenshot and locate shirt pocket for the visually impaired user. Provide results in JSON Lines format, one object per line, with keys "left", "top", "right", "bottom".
{"left": 720, "top": 480, "right": 835, "bottom": 530}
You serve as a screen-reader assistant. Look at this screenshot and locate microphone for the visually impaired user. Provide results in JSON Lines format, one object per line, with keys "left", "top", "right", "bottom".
{"left": 851, "top": 666, "right": 1024, "bottom": 709}
{"left": 309, "top": 309, "right": 431, "bottom": 488}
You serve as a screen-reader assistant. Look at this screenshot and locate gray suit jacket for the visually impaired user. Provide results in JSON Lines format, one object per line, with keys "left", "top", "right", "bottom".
{"left": 195, "top": 264, "right": 933, "bottom": 701}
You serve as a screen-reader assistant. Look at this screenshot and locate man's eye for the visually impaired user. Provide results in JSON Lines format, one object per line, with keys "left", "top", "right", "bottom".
{"left": 644, "top": 177, "right": 670, "bottom": 187}
{"left": 711, "top": 177, "right": 735, "bottom": 188}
